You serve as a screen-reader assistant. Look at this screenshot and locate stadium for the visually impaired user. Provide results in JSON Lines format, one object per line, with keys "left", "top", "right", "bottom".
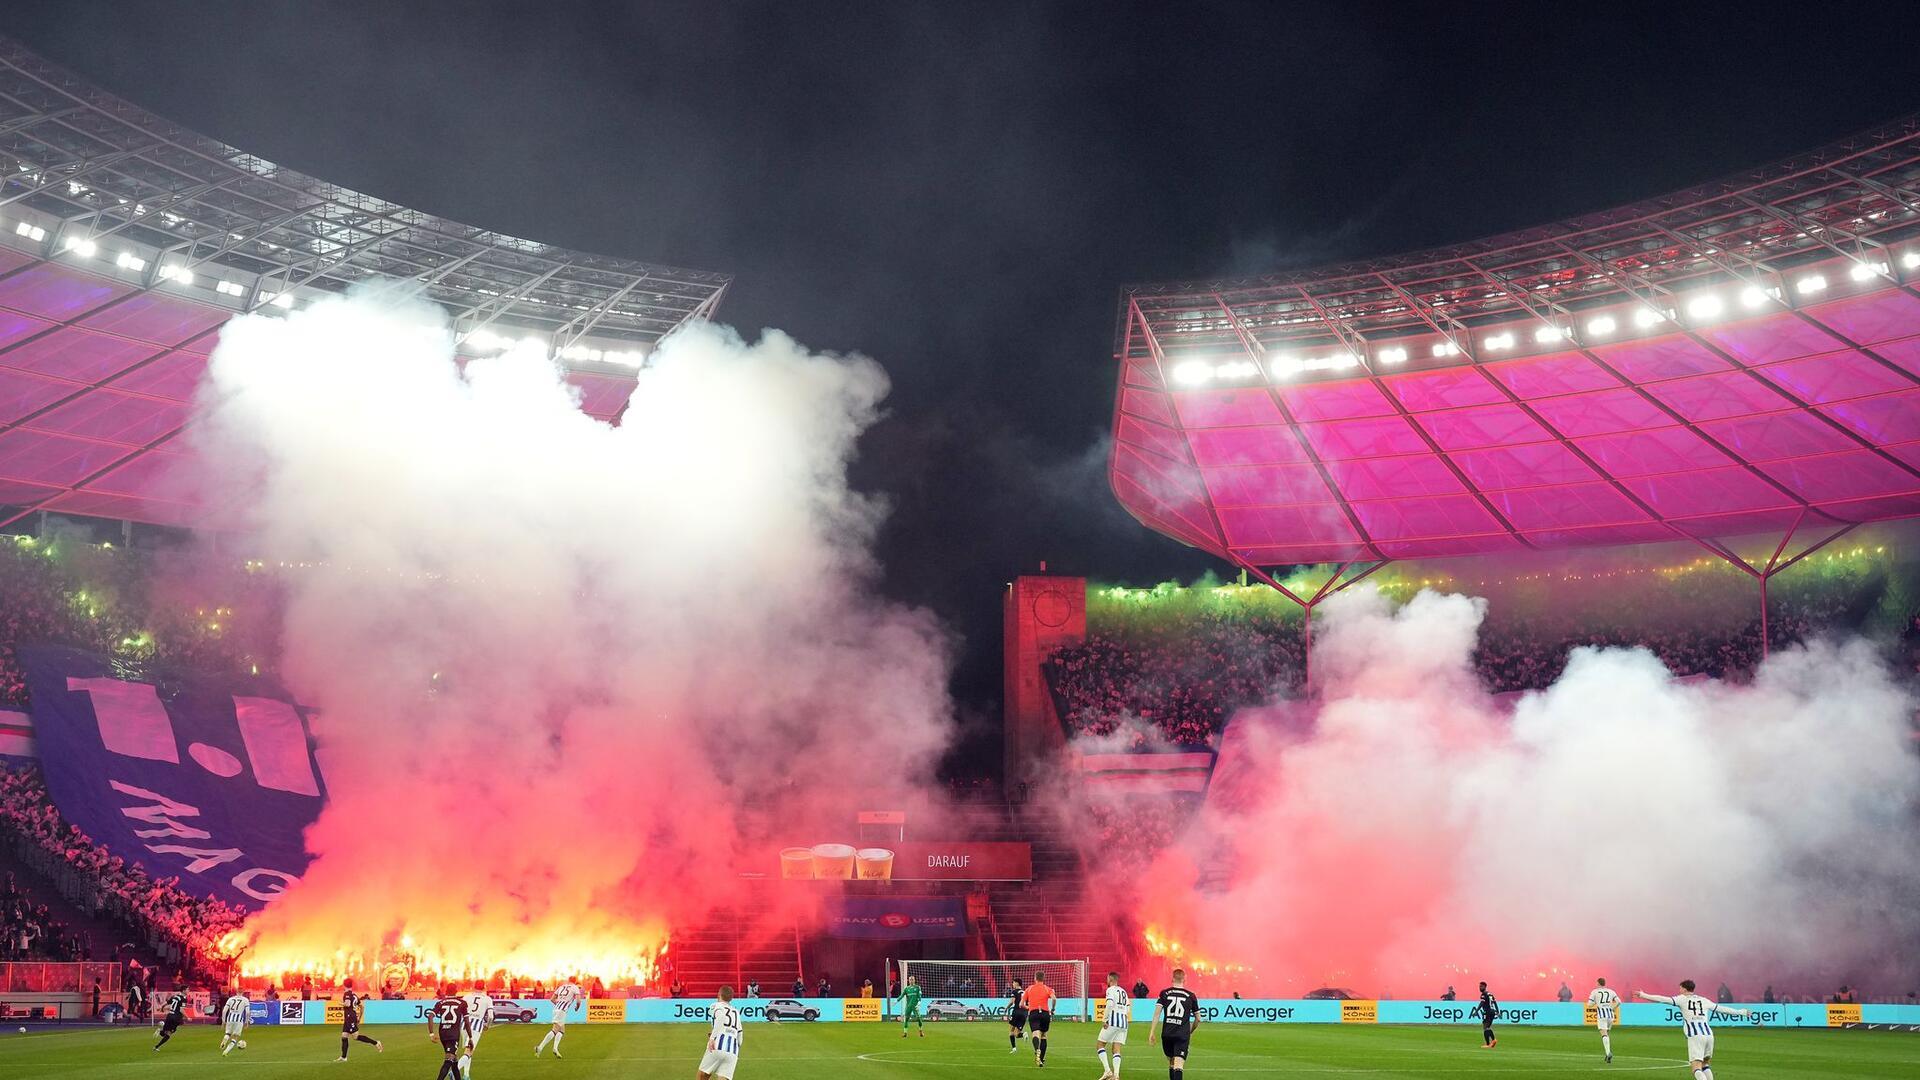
{"left": 2, "top": 14, "right": 1918, "bottom": 1080}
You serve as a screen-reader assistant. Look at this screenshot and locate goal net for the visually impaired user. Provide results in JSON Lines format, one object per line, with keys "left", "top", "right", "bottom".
{"left": 887, "top": 958, "right": 1090, "bottom": 1021}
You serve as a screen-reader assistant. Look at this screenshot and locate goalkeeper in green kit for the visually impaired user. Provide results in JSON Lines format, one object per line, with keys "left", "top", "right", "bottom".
{"left": 901, "top": 974, "right": 926, "bottom": 1038}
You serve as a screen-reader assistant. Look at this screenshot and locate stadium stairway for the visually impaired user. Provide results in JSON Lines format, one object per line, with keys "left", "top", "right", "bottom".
{"left": 670, "top": 906, "right": 802, "bottom": 998}
{"left": 0, "top": 848, "right": 165, "bottom": 974}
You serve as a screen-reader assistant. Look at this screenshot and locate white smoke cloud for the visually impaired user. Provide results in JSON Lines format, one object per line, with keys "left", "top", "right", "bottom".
{"left": 191, "top": 286, "right": 953, "bottom": 978}
{"left": 1146, "top": 586, "right": 1920, "bottom": 995}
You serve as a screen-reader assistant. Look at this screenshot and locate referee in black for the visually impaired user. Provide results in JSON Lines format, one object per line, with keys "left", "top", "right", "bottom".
{"left": 1149, "top": 968, "right": 1200, "bottom": 1080}
{"left": 1006, "top": 978, "right": 1028, "bottom": 1053}
{"left": 1476, "top": 980, "right": 1500, "bottom": 1048}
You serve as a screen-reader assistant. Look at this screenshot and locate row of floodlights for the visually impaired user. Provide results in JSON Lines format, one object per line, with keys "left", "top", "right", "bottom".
{"left": 461, "top": 328, "right": 647, "bottom": 367}
{"left": 12, "top": 221, "right": 299, "bottom": 308}
{"left": 10, "top": 217, "right": 647, "bottom": 368}
{"left": 1171, "top": 256, "right": 1920, "bottom": 386}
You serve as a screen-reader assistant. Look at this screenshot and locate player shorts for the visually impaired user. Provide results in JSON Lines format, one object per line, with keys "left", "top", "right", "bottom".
{"left": 1687, "top": 1033, "right": 1714, "bottom": 1061}
{"left": 1595, "top": 1013, "right": 1613, "bottom": 1033}
{"left": 1098, "top": 1024, "right": 1128, "bottom": 1045}
{"left": 698, "top": 1048, "right": 740, "bottom": 1079}
{"left": 551, "top": 1009, "right": 568, "bottom": 1030}
{"left": 1009, "top": 1007, "right": 1029, "bottom": 1028}
{"left": 1161, "top": 1031, "right": 1191, "bottom": 1060}
{"left": 464, "top": 1017, "right": 487, "bottom": 1047}
{"left": 1028, "top": 1009, "right": 1051, "bottom": 1033}
{"left": 342, "top": 1014, "right": 360, "bottom": 1035}
{"left": 224, "top": 1017, "right": 247, "bottom": 1038}
{"left": 161, "top": 1015, "right": 182, "bottom": 1034}
{"left": 438, "top": 1027, "right": 461, "bottom": 1054}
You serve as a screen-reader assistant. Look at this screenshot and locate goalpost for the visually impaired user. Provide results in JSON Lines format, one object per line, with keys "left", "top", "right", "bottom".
{"left": 886, "top": 958, "right": 1090, "bottom": 1021}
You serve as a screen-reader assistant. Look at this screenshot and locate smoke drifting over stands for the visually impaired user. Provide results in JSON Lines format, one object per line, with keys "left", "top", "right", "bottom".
{"left": 191, "top": 290, "right": 957, "bottom": 985}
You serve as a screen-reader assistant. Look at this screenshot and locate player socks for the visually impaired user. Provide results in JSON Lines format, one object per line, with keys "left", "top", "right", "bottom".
{"left": 1098, "top": 1048, "right": 1110, "bottom": 1076}
{"left": 1040, "top": 1039, "right": 1050, "bottom": 1062}
{"left": 1112, "top": 1052, "right": 1123, "bottom": 1075}
{"left": 458, "top": 1052, "right": 471, "bottom": 1077}
{"left": 341, "top": 1035, "right": 350, "bottom": 1058}
{"left": 553, "top": 1031, "right": 563, "bottom": 1056}
{"left": 1010, "top": 1033, "right": 1018, "bottom": 1049}
{"left": 1170, "top": 1069, "right": 1182, "bottom": 1080}
{"left": 537, "top": 1031, "right": 553, "bottom": 1054}
{"left": 1602, "top": 1035, "right": 1611, "bottom": 1057}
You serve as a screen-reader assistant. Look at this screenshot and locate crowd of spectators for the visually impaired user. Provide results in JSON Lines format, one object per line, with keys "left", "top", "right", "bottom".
{"left": 2, "top": 871, "right": 91, "bottom": 961}
{"left": 1049, "top": 560, "right": 1901, "bottom": 746}
{"left": 1045, "top": 617, "right": 1303, "bottom": 748}
{"left": 1082, "top": 798, "right": 1186, "bottom": 875}
{"left": 1, "top": 767, "right": 245, "bottom": 980}
{"left": 0, "top": 536, "right": 277, "bottom": 711}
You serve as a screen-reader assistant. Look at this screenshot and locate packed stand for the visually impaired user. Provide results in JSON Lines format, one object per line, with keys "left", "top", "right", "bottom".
{"left": 0, "top": 536, "right": 279, "bottom": 711}
{"left": 0, "top": 767, "right": 245, "bottom": 979}
{"left": 1082, "top": 797, "right": 1191, "bottom": 875}
{"left": 1044, "top": 616, "right": 1304, "bottom": 748}
{"left": 1050, "top": 557, "right": 1902, "bottom": 745}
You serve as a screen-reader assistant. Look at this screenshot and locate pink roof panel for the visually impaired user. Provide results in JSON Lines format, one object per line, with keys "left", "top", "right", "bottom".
{"left": 1, "top": 328, "right": 156, "bottom": 384}
{"left": 1804, "top": 291, "right": 1920, "bottom": 345}
{"left": 1413, "top": 403, "right": 1550, "bottom": 451}
{"left": 1644, "top": 371, "right": 1793, "bottom": 422}
{"left": 1525, "top": 388, "right": 1673, "bottom": 437}
{"left": 1701, "top": 313, "right": 1844, "bottom": 365}
{"left": 1112, "top": 283, "right": 1920, "bottom": 566}
{"left": 1278, "top": 380, "right": 1396, "bottom": 422}
{"left": 0, "top": 264, "right": 132, "bottom": 319}
{"left": 1383, "top": 366, "right": 1509, "bottom": 411}
{"left": 1753, "top": 351, "right": 1915, "bottom": 404}
{"left": 1593, "top": 337, "right": 1730, "bottom": 383}
{"left": 1171, "top": 388, "right": 1282, "bottom": 428}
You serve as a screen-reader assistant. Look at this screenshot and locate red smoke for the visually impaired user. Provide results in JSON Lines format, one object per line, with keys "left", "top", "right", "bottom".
{"left": 1134, "top": 587, "right": 1920, "bottom": 998}
{"left": 191, "top": 291, "right": 954, "bottom": 986}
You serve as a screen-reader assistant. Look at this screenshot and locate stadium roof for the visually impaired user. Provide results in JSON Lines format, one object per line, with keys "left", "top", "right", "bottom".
{"left": 1111, "top": 115, "right": 1920, "bottom": 581}
{"left": 0, "top": 35, "right": 730, "bottom": 530}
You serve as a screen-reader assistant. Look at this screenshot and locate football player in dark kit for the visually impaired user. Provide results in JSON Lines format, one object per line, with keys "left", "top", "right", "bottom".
{"left": 1149, "top": 968, "right": 1201, "bottom": 1080}
{"left": 336, "top": 978, "right": 385, "bottom": 1061}
{"left": 151, "top": 989, "right": 187, "bottom": 1051}
{"left": 1007, "top": 978, "right": 1029, "bottom": 1053}
{"left": 1476, "top": 981, "right": 1500, "bottom": 1048}
{"left": 425, "top": 990, "right": 469, "bottom": 1080}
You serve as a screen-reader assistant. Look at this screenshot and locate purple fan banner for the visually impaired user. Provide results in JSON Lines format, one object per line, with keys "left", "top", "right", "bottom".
{"left": 22, "top": 645, "right": 325, "bottom": 910}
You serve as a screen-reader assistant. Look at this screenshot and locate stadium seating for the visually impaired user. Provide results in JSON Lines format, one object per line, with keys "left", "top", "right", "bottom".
{"left": 0, "top": 767, "right": 238, "bottom": 986}
{"left": 671, "top": 905, "right": 804, "bottom": 998}
{"left": 1048, "top": 562, "right": 1896, "bottom": 747}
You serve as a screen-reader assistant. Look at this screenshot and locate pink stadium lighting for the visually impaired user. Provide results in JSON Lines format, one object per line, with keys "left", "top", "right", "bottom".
{"left": 1112, "top": 119, "right": 1920, "bottom": 683}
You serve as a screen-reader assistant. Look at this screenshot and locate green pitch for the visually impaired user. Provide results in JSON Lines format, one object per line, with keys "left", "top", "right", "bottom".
{"left": 4, "top": 1021, "right": 1917, "bottom": 1078}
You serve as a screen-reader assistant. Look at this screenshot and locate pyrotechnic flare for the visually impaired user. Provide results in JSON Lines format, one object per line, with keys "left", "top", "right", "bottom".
{"left": 190, "top": 288, "right": 954, "bottom": 986}
{"left": 1137, "top": 586, "right": 1920, "bottom": 993}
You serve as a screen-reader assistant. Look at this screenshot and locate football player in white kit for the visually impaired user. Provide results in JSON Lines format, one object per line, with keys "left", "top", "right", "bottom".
{"left": 1587, "top": 978, "right": 1621, "bottom": 1063}
{"left": 536, "top": 977, "right": 583, "bottom": 1058}
{"left": 1637, "top": 980, "right": 1753, "bottom": 1080}
{"left": 1096, "top": 971, "right": 1130, "bottom": 1078}
{"left": 218, "top": 992, "right": 251, "bottom": 1055}
{"left": 458, "top": 986, "right": 494, "bottom": 1078}
{"left": 698, "top": 985, "right": 745, "bottom": 1080}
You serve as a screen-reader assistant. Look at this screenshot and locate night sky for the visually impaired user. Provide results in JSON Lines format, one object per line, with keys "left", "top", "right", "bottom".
{"left": 10, "top": 1, "right": 1918, "bottom": 762}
